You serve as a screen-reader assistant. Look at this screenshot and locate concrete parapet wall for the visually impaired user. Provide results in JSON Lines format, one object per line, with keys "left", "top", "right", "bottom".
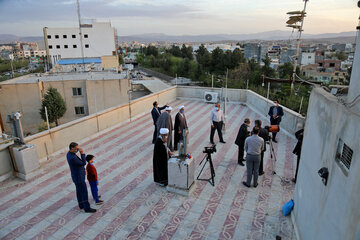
{"left": 0, "top": 142, "right": 13, "bottom": 179}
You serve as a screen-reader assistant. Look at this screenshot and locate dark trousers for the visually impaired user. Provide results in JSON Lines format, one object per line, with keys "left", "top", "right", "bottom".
{"left": 74, "top": 181, "right": 90, "bottom": 210}
{"left": 259, "top": 151, "right": 265, "bottom": 173}
{"left": 152, "top": 124, "right": 157, "bottom": 144}
{"left": 246, "top": 154, "right": 261, "bottom": 186}
{"left": 210, "top": 121, "right": 224, "bottom": 143}
{"left": 238, "top": 144, "right": 245, "bottom": 163}
{"left": 270, "top": 119, "right": 280, "bottom": 140}
{"left": 294, "top": 154, "right": 301, "bottom": 181}
{"left": 89, "top": 181, "right": 99, "bottom": 203}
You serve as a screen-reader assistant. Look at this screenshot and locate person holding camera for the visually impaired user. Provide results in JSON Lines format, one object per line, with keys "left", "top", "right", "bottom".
{"left": 235, "top": 118, "right": 251, "bottom": 166}
{"left": 268, "top": 99, "right": 284, "bottom": 143}
{"left": 153, "top": 128, "right": 173, "bottom": 187}
{"left": 210, "top": 103, "right": 226, "bottom": 144}
{"left": 243, "top": 127, "right": 264, "bottom": 188}
{"left": 292, "top": 128, "right": 304, "bottom": 183}
{"left": 66, "top": 142, "right": 96, "bottom": 213}
{"left": 254, "top": 120, "right": 269, "bottom": 175}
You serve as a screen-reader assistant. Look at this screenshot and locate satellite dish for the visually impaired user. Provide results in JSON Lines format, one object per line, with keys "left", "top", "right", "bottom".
{"left": 286, "top": 16, "right": 304, "bottom": 24}
{"left": 286, "top": 24, "right": 301, "bottom": 30}
{"left": 287, "top": 11, "right": 306, "bottom": 15}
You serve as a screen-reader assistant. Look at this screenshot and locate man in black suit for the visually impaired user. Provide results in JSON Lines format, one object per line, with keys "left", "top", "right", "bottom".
{"left": 151, "top": 101, "right": 168, "bottom": 144}
{"left": 292, "top": 128, "right": 304, "bottom": 183}
{"left": 268, "top": 99, "right": 284, "bottom": 143}
{"left": 235, "top": 118, "right": 251, "bottom": 166}
{"left": 254, "top": 119, "right": 269, "bottom": 175}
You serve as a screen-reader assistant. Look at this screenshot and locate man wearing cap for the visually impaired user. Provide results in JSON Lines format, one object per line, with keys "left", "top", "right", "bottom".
{"left": 156, "top": 106, "right": 174, "bottom": 150}
{"left": 153, "top": 128, "right": 172, "bottom": 186}
{"left": 174, "top": 105, "right": 188, "bottom": 151}
{"left": 210, "top": 103, "right": 226, "bottom": 144}
{"left": 151, "top": 101, "right": 168, "bottom": 144}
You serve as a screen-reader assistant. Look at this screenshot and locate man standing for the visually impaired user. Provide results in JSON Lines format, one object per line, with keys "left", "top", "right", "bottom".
{"left": 254, "top": 119, "right": 269, "bottom": 176}
{"left": 235, "top": 118, "right": 251, "bottom": 166}
{"left": 292, "top": 128, "right": 304, "bottom": 183}
{"left": 174, "top": 105, "right": 188, "bottom": 151}
{"left": 268, "top": 99, "right": 284, "bottom": 143}
{"left": 243, "top": 127, "right": 264, "bottom": 188}
{"left": 210, "top": 103, "right": 226, "bottom": 144}
{"left": 153, "top": 128, "right": 173, "bottom": 186}
{"left": 151, "top": 101, "right": 168, "bottom": 144}
{"left": 156, "top": 106, "right": 173, "bottom": 150}
{"left": 66, "top": 142, "right": 96, "bottom": 213}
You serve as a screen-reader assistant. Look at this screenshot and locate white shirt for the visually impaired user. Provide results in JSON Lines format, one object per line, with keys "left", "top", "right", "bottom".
{"left": 210, "top": 108, "right": 224, "bottom": 125}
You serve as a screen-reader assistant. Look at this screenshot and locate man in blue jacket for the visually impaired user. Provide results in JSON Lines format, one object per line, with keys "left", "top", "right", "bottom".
{"left": 66, "top": 142, "right": 96, "bottom": 213}
{"left": 151, "top": 101, "right": 168, "bottom": 144}
{"left": 268, "top": 99, "right": 284, "bottom": 143}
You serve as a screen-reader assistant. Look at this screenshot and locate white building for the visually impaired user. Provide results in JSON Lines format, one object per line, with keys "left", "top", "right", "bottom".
{"left": 300, "top": 52, "right": 315, "bottom": 67}
{"left": 43, "top": 21, "right": 117, "bottom": 66}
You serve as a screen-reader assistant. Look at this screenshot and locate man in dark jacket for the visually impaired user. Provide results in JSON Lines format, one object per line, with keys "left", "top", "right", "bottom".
{"left": 174, "top": 105, "right": 188, "bottom": 151}
{"left": 235, "top": 118, "right": 251, "bottom": 166}
{"left": 151, "top": 101, "right": 168, "bottom": 144}
{"left": 153, "top": 128, "right": 172, "bottom": 186}
{"left": 254, "top": 119, "right": 269, "bottom": 175}
{"left": 66, "top": 142, "right": 96, "bottom": 213}
{"left": 292, "top": 128, "right": 304, "bottom": 183}
{"left": 268, "top": 99, "right": 284, "bottom": 142}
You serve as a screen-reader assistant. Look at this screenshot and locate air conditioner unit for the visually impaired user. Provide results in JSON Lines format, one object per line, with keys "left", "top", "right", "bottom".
{"left": 204, "top": 92, "right": 218, "bottom": 103}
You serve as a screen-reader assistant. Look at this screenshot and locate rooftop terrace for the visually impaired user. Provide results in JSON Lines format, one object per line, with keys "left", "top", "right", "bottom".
{"left": 0, "top": 99, "right": 296, "bottom": 240}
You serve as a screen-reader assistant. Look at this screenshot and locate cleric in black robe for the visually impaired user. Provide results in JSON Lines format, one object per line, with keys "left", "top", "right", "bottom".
{"left": 153, "top": 128, "right": 172, "bottom": 186}
{"left": 174, "top": 105, "right": 188, "bottom": 151}
{"left": 156, "top": 107, "right": 173, "bottom": 150}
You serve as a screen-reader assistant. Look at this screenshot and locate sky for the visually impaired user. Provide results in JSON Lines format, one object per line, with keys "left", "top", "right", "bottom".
{"left": 0, "top": 0, "right": 359, "bottom": 36}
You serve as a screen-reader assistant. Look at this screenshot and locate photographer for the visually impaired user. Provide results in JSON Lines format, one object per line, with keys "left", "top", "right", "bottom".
{"left": 235, "top": 118, "right": 251, "bottom": 166}
{"left": 254, "top": 120, "right": 269, "bottom": 176}
{"left": 268, "top": 99, "right": 284, "bottom": 143}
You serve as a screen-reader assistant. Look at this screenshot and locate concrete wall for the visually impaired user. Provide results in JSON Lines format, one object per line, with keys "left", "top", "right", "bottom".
{"left": 293, "top": 87, "right": 360, "bottom": 240}
{"left": 0, "top": 142, "right": 13, "bottom": 178}
{"left": 101, "top": 56, "right": 119, "bottom": 69}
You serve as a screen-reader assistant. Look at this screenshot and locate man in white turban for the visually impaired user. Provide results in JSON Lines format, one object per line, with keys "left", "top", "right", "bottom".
{"left": 153, "top": 128, "right": 172, "bottom": 186}
{"left": 156, "top": 106, "right": 174, "bottom": 150}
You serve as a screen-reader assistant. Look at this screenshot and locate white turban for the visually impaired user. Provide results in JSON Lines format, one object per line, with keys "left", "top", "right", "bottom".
{"left": 159, "top": 128, "right": 169, "bottom": 135}
{"left": 165, "top": 106, "right": 172, "bottom": 111}
{"left": 179, "top": 105, "right": 185, "bottom": 110}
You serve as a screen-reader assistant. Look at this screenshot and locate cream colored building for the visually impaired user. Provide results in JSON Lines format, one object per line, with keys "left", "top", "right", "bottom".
{"left": 0, "top": 72, "right": 129, "bottom": 135}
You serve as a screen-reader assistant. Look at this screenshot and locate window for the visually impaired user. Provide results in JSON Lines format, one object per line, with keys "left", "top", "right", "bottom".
{"left": 55, "top": 35, "right": 59, "bottom": 39}
{"left": 308, "top": 56, "right": 312, "bottom": 59}
{"left": 63, "top": 35, "right": 67, "bottom": 39}
{"left": 56, "top": 45, "right": 60, "bottom": 49}
{"left": 84, "top": 34, "right": 88, "bottom": 38}
{"left": 47, "top": 35, "right": 51, "bottom": 39}
{"left": 85, "top": 44, "right": 89, "bottom": 48}
{"left": 75, "top": 106, "right": 85, "bottom": 115}
{"left": 72, "top": 88, "right": 82, "bottom": 96}
{"left": 336, "top": 139, "right": 354, "bottom": 175}
{"left": 64, "top": 45, "right": 68, "bottom": 49}
{"left": 49, "top": 45, "right": 53, "bottom": 49}
{"left": 330, "top": 63, "right": 335, "bottom": 67}
{"left": 72, "top": 34, "right": 76, "bottom": 38}
{"left": 73, "top": 45, "right": 77, "bottom": 48}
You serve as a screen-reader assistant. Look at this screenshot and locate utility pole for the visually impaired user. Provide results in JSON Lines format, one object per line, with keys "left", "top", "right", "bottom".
{"left": 76, "top": 0, "right": 86, "bottom": 72}
{"left": 290, "top": 0, "right": 309, "bottom": 94}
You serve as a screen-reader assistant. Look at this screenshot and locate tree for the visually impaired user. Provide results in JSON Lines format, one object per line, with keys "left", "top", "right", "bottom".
{"left": 40, "top": 87, "right": 67, "bottom": 126}
{"left": 211, "top": 47, "right": 225, "bottom": 74}
{"left": 167, "top": 45, "right": 182, "bottom": 58}
{"left": 181, "top": 44, "right": 193, "bottom": 60}
{"left": 261, "top": 54, "right": 276, "bottom": 78}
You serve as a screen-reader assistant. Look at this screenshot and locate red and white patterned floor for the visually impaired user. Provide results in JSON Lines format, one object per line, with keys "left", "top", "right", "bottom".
{"left": 0, "top": 99, "right": 297, "bottom": 240}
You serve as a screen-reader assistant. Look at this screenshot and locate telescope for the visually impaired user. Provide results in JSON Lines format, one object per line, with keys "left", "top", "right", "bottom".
{"left": 265, "top": 125, "right": 280, "bottom": 133}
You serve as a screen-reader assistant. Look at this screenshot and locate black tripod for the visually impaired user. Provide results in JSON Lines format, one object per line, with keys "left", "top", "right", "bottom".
{"left": 197, "top": 151, "right": 216, "bottom": 186}
{"left": 269, "top": 137, "right": 290, "bottom": 184}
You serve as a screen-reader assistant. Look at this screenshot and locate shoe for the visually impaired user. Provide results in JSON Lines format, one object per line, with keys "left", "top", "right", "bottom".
{"left": 259, "top": 171, "right": 265, "bottom": 176}
{"left": 242, "top": 181, "right": 250, "bottom": 188}
{"left": 98, "top": 195, "right": 101, "bottom": 199}
{"left": 85, "top": 208, "right": 96, "bottom": 213}
{"left": 273, "top": 139, "right": 278, "bottom": 143}
{"left": 220, "top": 141, "right": 226, "bottom": 143}
{"left": 210, "top": 141, "right": 215, "bottom": 144}
{"left": 96, "top": 200, "right": 104, "bottom": 205}
{"left": 292, "top": 178, "right": 296, "bottom": 183}
{"left": 238, "top": 161, "right": 245, "bottom": 166}
{"left": 254, "top": 183, "right": 258, "bottom": 188}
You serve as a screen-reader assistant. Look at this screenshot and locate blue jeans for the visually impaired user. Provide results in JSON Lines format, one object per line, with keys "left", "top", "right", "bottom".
{"left": 89, "top": 181, "right": 99, "bottom": 203}
{"left": 74, "top": 181, "right": 90, "bottom": 210}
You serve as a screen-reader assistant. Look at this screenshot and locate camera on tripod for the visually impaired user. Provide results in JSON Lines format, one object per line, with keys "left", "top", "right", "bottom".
{"left": 265, "top": 125, "right": 280, "bottom": 133}
{"left": 203, "top": 145, "right": 216, "bottom": 154}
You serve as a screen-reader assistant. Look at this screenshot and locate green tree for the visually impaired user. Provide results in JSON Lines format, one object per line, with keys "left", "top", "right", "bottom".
{"left": 181, "top": 44, "right": 193, "bottom": 60}
{"left": 261, "top": 54, "right": 276, "bottom": 78}
{"left": 168, "top": 45, "right": 182, "bottom": 58}
{"left": 39, "top": 87, "right": 67, "bottom": 126}
{"left": 278, "top": 62, "right": 293, "bottom": 79}
{"left": 118, "top": 55, "right": 124, "bottom": 64}
{"left": 211, "top": 47, "right": 225, "bottom": 74}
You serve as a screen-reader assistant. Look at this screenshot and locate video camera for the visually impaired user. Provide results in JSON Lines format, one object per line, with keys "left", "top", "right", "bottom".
{"left": 203, "top": 145, "right": 216, "bottom": 154}
{"left": 265, "top": 125, "right": 280, "bottom": 133}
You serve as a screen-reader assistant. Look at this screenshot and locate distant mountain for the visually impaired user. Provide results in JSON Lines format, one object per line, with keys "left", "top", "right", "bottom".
{"left": 0, "top": 31, "right": 356, "bottom": 44}
{"left": 118, "top": 30, "right": 356, "bottom": 43}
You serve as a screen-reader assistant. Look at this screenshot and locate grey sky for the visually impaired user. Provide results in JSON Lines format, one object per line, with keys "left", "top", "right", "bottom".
{"left": 0, "top": 0, "right": 358, "bottom": 36}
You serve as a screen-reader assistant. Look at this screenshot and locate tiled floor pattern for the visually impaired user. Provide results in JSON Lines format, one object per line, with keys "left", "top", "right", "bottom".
{"left": 0, "top": 99, "right": 297, "bottom": 240}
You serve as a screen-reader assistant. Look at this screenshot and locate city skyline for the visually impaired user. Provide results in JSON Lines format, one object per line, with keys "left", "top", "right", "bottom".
{"left": 0, "top": 0, "right": 358, "bottom": 36}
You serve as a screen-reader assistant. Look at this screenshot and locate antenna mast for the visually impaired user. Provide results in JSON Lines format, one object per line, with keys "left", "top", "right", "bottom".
{"left": 76, "top": 0, "right": 85, "bottom": 72}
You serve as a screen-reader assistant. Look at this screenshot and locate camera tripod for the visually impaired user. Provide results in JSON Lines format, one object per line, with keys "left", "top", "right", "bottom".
{"left": 197, "top": 151, "right": 216, "bottom": 186}
{"left": 269, "top": 137, "right": 291, "bottom": 185}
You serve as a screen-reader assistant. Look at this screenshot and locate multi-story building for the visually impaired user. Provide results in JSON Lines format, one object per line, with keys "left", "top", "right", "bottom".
{"left": 300, "top": 52, "right": 316, "bottom": 67}
{"left": 43, "top": 21, "right": 117, "bottom": 66}
{"left": 280, "top": 47, "right": 297, "bottom": 64}
{"left": 0, "top": 71, "right": 129, "bottom": 134}
{"left": 244, "top": 43, "right": 267, "bottom": 63}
